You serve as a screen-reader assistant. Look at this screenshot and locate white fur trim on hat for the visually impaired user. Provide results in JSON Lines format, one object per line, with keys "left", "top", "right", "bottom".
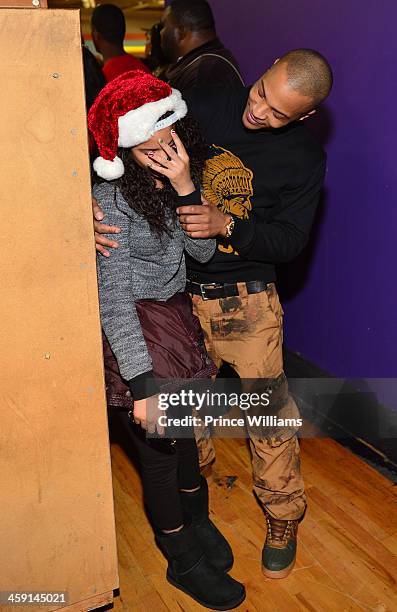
{"left": 118, "top": 89, "right": 187, "bottom": 148}
{"left": 93, "top": 155, "right": 124, "bottom": 180}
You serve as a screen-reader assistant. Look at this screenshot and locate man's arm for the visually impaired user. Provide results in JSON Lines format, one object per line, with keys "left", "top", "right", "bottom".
{"left": 228, "top": 159, "right": 326, "bottom": 262}
{"left": 176, "top": 189, "right": 216, "bottom": 261}
{"left": 179, "top": 158, "right": 326, "bottom": 262}
{"left": 177, "top": 194, "right": 231, "bottom": 239}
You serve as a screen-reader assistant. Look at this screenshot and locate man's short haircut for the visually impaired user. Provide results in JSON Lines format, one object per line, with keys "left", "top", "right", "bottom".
{"left": 279, "top": 49, "right": 333, "bottom": 107}
{"left": 169, "top": 0, "right": 216, "bottom": 33}
{"left": 91, "top": 4, "right": 126, "bottom": 45}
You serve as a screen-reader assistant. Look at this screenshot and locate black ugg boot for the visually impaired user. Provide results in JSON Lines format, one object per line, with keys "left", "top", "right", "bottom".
{"left": 180, "top": 475, "right": 234, "bottom": 572}
{"left": 155, "top": 520, "right": 245, "bottom": 610}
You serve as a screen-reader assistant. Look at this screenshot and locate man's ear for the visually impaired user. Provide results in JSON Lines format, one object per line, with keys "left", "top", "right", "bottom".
{"left": 91, "top": 27, "right": 100, "bottom": 45}
{"left": 174, "top": 25, "right": 186, "bottom": 43}
{"left": 299, "top": 109, "right": 317, "bottom": 121}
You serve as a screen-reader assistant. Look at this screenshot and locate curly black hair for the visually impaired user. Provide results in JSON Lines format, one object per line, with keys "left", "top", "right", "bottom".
{"left": 113, "top": 115, "right": 209, "bottom": 237}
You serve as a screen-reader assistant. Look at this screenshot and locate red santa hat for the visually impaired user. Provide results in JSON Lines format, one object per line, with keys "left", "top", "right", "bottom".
{"left": 88, "top": 70, "right": 187, "bottom": 180}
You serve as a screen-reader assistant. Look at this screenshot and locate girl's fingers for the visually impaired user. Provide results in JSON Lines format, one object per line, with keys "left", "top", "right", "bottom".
{"left": 149, "top": 152, "right": 172, "bottom": 168}
{"left": 149, "top": 151, "right": 184, "bottom": 171}
{"left": 158, "top": 138, "right": 179, "bottom": 162}
{"left": 147, "top": 422, "right": 156, "bottom": 434}
{"left": 147, "top": 161, "right": 172, "bottom": 177}
{"left": 170, "top": 130, "right": 188, "bottom": 160}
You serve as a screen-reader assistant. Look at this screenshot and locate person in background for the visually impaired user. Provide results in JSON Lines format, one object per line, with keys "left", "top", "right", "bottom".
{"left": 143, "top": 21, "right": 169, "bottom": 79}
{"left": 81, "top": 38, "right": 107, "bottom": 164}
{"left": 91, "top": 4, "right": 150, "bottom": 82}
{"left": 82, "top": 42, "right": 106, "bottom": 111}
{"left": 161, "top": 0, "right": 244, "bottom": 90}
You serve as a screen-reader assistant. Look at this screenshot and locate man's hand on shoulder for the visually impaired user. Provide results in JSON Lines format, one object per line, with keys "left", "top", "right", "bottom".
{"left": 177, "top": 195, "right": 231, "bottom": 238}
{"left": 92, "top": 196, "right": 121, "bottom": 257}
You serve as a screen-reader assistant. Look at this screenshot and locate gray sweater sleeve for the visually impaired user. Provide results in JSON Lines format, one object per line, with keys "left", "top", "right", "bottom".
{"left": 94, "top": 183, "right": 153, "bottom": 382}
{"left": 184, "top": 233, "right": 216, "bottom": 263}
{"left": 177, "top": 189, "right": 216, "bottom": 263}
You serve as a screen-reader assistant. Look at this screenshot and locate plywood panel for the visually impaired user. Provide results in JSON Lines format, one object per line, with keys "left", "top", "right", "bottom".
{"left": 0, "top": 1, "right": 47, "bottom": 7}
{"left": 0, "top": 9, "right": 118, "bottom": 610}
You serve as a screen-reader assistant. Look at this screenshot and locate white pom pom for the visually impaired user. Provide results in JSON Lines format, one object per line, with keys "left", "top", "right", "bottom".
{"left": 93, "top": 156, "right": 124, "bottom": 180}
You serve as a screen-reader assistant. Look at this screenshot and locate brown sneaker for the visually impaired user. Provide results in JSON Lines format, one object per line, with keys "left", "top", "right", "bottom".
{"left": 261, "top": 513, "right": 299, "bottom": 579}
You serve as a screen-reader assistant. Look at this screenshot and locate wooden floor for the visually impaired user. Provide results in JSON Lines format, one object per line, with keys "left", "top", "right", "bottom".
{"left": 109, "top": 435, "right": 397, "bottom": 612}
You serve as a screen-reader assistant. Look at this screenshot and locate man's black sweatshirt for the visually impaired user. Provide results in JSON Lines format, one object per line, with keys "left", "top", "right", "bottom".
{"left": 183, "top": 87, "right": 326, "bottom": 284}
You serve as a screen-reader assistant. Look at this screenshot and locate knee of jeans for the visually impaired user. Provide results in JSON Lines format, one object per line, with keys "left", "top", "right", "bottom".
{"left": 251, "top": 430, "right": 298, "bottom": 449}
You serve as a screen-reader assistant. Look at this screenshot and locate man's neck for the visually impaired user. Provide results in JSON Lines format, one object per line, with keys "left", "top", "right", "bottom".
{"left": 179, "top": 32, "right": 217, "bottom": 60}
{"left": 101, "top": 44, "right": 126, "bottom": 65}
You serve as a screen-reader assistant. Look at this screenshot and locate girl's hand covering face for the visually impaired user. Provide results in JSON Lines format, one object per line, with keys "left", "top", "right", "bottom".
{"left": 147, "top": 129, "right": 195, "bottom": 196}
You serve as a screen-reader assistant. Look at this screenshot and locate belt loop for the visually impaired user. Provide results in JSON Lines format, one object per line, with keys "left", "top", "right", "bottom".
{"left": 237, "top": 282, "right": 248, "bottom": 298}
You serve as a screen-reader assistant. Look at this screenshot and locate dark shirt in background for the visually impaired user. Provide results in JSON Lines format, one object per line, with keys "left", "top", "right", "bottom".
{"left": 82, "top": 46, "right": 106, "bottom": 111}
{"left": 165, "top": 38, "right": 245, "bottom": 90}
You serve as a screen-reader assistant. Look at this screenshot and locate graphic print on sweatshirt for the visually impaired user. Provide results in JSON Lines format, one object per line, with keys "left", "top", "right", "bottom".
{"left": 202, "top": 146, "right": 253, "bottom": 255}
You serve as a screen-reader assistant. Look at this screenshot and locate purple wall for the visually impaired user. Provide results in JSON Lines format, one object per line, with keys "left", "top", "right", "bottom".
{"left": 210, "top": 0, "right": 397, "bottom": 377}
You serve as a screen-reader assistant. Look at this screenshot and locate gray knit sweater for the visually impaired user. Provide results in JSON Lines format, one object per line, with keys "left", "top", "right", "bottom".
{"left": 94, "top": 182, "right": 215, "bottom": 383}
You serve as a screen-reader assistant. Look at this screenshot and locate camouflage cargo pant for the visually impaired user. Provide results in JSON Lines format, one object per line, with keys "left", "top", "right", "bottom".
{"left": 190, "top": 283, "right": 306, "bottom": 521}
